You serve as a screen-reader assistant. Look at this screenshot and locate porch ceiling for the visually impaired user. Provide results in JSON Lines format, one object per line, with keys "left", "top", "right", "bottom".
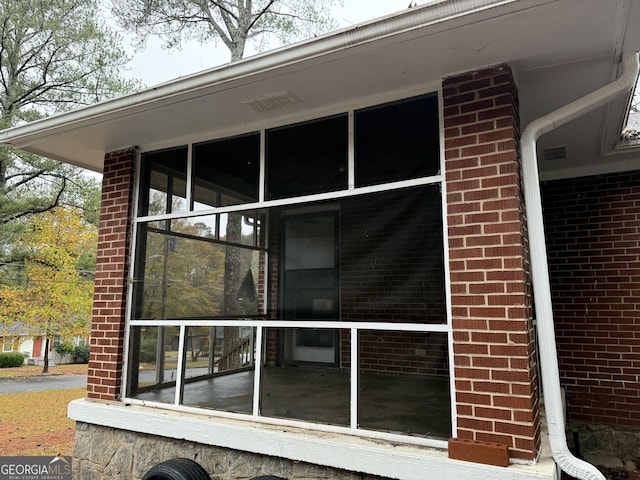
{"left": 1, "top": 0, "right": 639, "bottom": 179}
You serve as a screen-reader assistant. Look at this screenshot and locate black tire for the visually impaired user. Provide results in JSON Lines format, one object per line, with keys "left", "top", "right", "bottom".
{"left": 142, "top": 458, "right": 211, "bottom": 480}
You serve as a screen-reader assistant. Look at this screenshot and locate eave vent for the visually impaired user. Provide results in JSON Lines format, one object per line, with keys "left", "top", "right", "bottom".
{"left": 243, "top": 90, "right": 302, "bottom": 112}
{"left": 542, "top": 145, "right": 567, "bottom": 161}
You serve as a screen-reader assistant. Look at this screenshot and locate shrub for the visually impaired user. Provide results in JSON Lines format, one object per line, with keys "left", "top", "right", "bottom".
{"left": 73, "top": 345, "right": 90, "bottom": 364}
{"left": 54, "top": 341, "right": 75, "bottom": 356}
{"left": 139, "top": 335, "right": 157, "bottom": 363}
{"left": 0, "top": 352, "right": 26, "bottom": 368}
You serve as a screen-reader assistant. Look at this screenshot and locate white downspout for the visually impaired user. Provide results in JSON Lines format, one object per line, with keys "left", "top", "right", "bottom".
{"left": 521, "top": 52, "right": 639, "bottom": 480}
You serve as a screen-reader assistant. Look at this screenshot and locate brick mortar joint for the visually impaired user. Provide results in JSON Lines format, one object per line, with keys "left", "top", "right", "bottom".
{"left": 457, "top": 416, "right": 537, "bottom": 425}
{"left": 444, "top": 120, "right": 517, "bottom": 130}
{"left": 442, "top": 101, "right": 516, "bottom": 114}
{"left": 457, "top": 414, "right": 537, "bottom": 424}
{"left": 446, "top": 125, "right": 515, "bottom": 135}
{"left": 455, "top": 426, "right": 537, "bottom": 435}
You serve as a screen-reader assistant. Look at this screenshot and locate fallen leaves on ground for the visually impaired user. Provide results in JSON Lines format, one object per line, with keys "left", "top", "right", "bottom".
{"left": 0, "top": 388, "right": 86, "bottom": 456}
{"left": 0, "top": 363, "right": 88, "bottom": 378}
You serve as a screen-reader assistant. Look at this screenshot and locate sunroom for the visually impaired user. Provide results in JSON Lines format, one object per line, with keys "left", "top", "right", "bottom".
{"left": 125, "top": 91, "right": 453, "bottom": 445}
{"left": 3, "top": 0, "right": 640, "bottom": 478}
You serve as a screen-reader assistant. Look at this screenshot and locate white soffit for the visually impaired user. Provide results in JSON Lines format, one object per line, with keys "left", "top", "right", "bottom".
{"left": 0, "top": 0, "right": 637, "bottom": 173}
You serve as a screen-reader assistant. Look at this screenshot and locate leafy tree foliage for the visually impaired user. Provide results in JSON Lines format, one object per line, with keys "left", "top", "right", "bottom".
{"left": 111, "top": 0, "right": 342, "bottom": 61}
{"left": 0, "top": 0, "right": 139, "bottom": 270}
{"left": 0, "top": 207, "right": 97, "bottom": 372}
{"left": 139, "top": 219, "right": 226, "bottom": 320}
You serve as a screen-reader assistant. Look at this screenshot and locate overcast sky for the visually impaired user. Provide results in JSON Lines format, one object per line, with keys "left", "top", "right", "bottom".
{"left": 122, "top": 0, "right": 423, "bottom": 86}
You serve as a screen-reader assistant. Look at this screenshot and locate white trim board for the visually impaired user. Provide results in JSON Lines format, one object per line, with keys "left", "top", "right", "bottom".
{"left": 69, "top": 399, "right": 557, "bottom": 480}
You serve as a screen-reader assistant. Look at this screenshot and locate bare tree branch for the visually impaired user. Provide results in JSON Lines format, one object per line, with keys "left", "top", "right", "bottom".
{"left": 0, "top": 0, "right": 140, "bottom": 267}
{"left": 110, "top": 0, "right": 342, "bottom": 62}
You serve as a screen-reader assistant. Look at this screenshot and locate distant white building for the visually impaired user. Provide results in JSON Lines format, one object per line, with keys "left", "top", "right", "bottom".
{"left": 1, "top": 324, "right": 87, "bottom": 364}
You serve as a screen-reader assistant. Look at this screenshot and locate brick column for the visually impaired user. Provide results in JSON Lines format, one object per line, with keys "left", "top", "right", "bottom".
{"left": 87, "top": 148, "right": 136, "bottom": 400}
{"left": 443, "top": 65, "right": 540, "bottom": 462}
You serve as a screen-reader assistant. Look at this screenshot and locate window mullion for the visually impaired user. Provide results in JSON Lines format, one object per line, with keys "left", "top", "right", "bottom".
{"left": 175, "top": 325, "right": 186, "bottom": 406}
{"left": 259, "top": 130, "right": 266, "bottom": 203}
{"left": 186, "top": 144, "right": 193, "bottom": 209}
{"left": 252, "top": 326, "right": 263, "bottom": 417}
{"left": 350, "top": 328, "right": 358, "bottom": 430}
{"left": 348, "top": 111, "right": 355, "bottom": 190}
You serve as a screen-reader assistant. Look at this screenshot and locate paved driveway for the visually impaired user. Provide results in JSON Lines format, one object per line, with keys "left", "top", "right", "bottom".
{"left": 0, "top": 375, "right": 87, "bottom": 394}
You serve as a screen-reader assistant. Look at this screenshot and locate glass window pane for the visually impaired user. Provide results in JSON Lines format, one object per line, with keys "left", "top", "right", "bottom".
{"left": 132, "top": 222, "right": 264, "bottom": 319}
{"left": 132, "top": 228, "right": 225, "bottom": 319}
{"left": 193, "top": 184, "right": 219, "bottom": 211}
{"left": 358, "top": 330, "right": 451, "bottom": 439}
{"left": 193, "top": 133, "right": 260, "bottom": 209}
{"left": 284, "top": 215, "right": 335, "bottom": 270}
{"left": 170, "top": 215, "right": 217, "bottom": 239}
{"left": 167, "top": 211, "right": 265, "bottom": 249}
{"left": 148, "top": 171, "right": 168, "bottom": 216}
{"left": 181, "top": 326, "right": 255, "bottom": 414}
{"left": 220, "top": 212, "right": 261, "bottom": 247}
{"left": 355, "top": 94, "right": 440, "bottom": 187}
{"left": 260, "top": 327, "right": 350, "bottom": 426}
{"left": 126, "top": 325, "right": 181, "bottom": 404}
{"left": 281, "top": 212, "right": 339, "bottom": 324}
{"left": 266, "top": 115, "right": 348, "bottom": 200}
{"left": 183, "top": 326, "right": 214, "bottom": 381}
{"left": 139, "top": 147, "right": 188, "bottom": 216}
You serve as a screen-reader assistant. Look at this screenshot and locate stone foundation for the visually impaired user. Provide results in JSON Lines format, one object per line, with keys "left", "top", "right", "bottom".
{"left": 72, "top": 422, "right": 390, "bottom": 480}
{"left": 567, "top": 421, "right": 640, "bottom": 470}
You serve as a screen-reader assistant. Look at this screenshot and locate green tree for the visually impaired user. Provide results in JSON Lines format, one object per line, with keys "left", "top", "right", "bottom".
{"left": 111, "top": 0, "right": 342, "bottom": 62}
{"left": 0, "top": 0, "right": 139, "bottom": 271}
{"left": 0, "top": 207, "right": 97, "bottom": 372}
{"left": 140, "top": 220, "right": 226, "bottom": 320}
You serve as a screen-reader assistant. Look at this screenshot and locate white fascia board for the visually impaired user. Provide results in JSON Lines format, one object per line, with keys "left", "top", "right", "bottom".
{"left": 69, "top": 399, "right": 557, "bottom": 480}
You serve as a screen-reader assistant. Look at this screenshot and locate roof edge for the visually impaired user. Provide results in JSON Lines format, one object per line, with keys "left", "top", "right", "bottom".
{"left": 0, "top": 0, "right": 521, "bottom": 150}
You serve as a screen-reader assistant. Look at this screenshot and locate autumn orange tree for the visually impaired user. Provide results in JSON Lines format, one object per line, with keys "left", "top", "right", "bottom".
{"left": 0, "top": 207, "right": 96, "bottom": 372}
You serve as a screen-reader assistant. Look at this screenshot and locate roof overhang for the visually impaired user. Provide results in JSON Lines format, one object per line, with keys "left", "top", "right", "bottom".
{"left": 1, "top": 0, "right": 639, "bottom": 179}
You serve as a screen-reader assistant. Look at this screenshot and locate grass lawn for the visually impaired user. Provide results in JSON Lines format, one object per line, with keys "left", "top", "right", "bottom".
{"left": 0, "top": 364, "right": 88, "bottom": 456}
{"left": 0, "top": 388, "right": 86, "bottom": 456}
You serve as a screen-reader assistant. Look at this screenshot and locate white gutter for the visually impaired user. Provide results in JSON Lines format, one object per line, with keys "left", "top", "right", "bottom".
{"left": 521, "top": 52, "right": 639, "bottom": 480}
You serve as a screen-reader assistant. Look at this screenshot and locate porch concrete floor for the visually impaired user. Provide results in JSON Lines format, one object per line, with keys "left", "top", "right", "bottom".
{"left": 134, "top": 366, "right": 451, "bottom": 440}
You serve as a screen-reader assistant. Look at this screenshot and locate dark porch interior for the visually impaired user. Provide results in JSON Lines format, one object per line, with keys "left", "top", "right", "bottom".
{"left": 133, "top": 365, "right": 452, "bottom": 440}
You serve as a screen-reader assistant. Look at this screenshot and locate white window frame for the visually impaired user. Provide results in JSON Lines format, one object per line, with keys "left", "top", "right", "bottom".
{"left": 121, "top": 87, "right": 455, "bottom": 451}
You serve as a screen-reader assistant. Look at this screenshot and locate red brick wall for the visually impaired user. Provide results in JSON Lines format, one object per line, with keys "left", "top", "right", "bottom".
{"left": 356, "top": 330, "right": 448, "bottom": 376}
{"left": 87, "top": 149, "right": 136, "bottom": 400}
{"left": 443, "top": 64, "right": 540, "bottom": 461}
{"left": 542, "top": 170, "right": 640, "bottom": 428}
